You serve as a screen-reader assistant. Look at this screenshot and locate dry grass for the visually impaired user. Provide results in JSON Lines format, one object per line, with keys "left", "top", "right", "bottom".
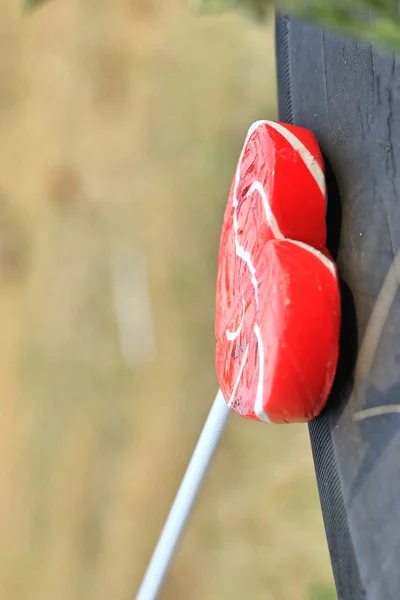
{"left": 0, "top": 1, "right": 334, "bottom": 598}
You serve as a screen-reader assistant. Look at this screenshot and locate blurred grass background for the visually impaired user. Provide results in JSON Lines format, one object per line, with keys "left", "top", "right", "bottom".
{"left": 0, "top": 1, "right": 335, "bottom": 598}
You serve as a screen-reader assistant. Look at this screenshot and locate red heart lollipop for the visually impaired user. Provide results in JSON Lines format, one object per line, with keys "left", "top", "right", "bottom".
{"left": 215, "top": 121, "right": 341, "bottom": 424}
{"left": 136, "top": 123, "right": 342, "bottom": 599}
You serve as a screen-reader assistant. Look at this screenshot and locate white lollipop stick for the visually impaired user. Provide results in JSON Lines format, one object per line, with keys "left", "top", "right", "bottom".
{"left": 135, "top": 389, "right": 230, "bottom": 600}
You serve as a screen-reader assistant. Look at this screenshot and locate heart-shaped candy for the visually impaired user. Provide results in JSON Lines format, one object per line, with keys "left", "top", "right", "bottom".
{"left": 215, "top": 121, "right": 341, "bottom": 423}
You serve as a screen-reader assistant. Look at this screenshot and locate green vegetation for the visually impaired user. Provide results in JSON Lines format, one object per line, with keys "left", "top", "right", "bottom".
{"left": 308, "top": 581, "right": 338, "bottom": 600}
{"left": 196, "top": 0, "right": 400, "bottom": 51}
{"left": 26, "top": 0, "right": 400, "bottom": 51}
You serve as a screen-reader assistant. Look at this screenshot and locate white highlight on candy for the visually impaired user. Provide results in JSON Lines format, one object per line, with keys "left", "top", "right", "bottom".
{"left": 260, "top": 120, "right": 326, "bottom": 200}
{"left": 248, "top": 180, "right": 283, "bottom": 239}
{"left": 233, "top": 209, "right": 259, "bottom": 309}
{"left": 253, "top": 323, "right": 270, "bottom": 423}
{"left": 286, "top": 239, "right": 337, "bottom": 279}
{"left": 227, "top": 345, "right": 249, "bottom": 409}
{"left": 226, "top": 298, "right": 246, "bottom": 341}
